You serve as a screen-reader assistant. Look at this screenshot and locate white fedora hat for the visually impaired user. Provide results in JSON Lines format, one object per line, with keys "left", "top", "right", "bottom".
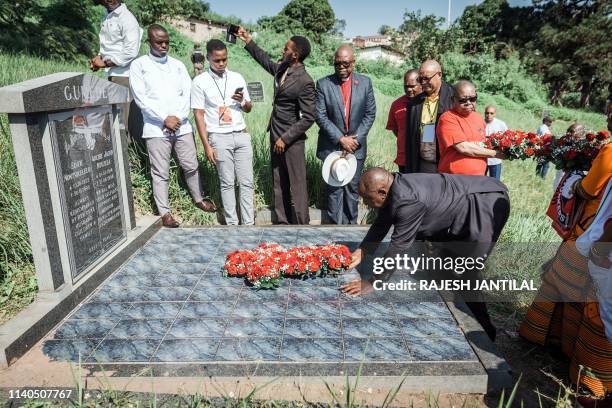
{"left": 322, "top": 151, "right": 358, "bottom": 187}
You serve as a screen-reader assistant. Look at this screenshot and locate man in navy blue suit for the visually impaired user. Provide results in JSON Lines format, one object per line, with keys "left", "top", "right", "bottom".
{"left": 315, "top": 45, "right": 376, "bottom": 224}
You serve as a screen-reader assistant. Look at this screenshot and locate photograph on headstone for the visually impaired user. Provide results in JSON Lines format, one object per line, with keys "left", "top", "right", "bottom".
{"left": 49, "top": 105, "right": 126, "bottom": 281}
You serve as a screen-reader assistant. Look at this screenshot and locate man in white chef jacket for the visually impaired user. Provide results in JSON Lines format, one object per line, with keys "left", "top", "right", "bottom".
{"left": 130, "top": 25, "right": 217, "bottom": 227}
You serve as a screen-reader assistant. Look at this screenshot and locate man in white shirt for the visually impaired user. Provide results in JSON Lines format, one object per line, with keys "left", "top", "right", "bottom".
{"left": 192, "top": 39, "right": 254, "bottom": 225}
{"left": 90, "top": 0, "right": 143, "bottom": 142}
{"left": 484, "top": 105, "right": 507, "bottom": 180}
{"left": 536, "top": 116, "right": 553, "bottom": 178}
{"left": 130, "top": 25, "right": 216, "bottom": 227}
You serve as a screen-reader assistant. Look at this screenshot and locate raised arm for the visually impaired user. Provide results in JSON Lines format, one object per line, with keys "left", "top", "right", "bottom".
{"left": 237, "top": 27, "right": 279, "bottom": 77}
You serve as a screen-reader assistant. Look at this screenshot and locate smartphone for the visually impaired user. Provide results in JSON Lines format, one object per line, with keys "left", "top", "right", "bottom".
{"left": 234, "top": 87, "right": 244, "bottom": 94}
{"left": 226, "top": 24, "right": 239, "bottom": 44}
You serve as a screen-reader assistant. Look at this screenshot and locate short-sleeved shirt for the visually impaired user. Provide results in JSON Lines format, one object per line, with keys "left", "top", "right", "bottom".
{"left": 386, "top": 95, "right": 409, "bottom": 166}
{"left": 485, "top": 117, "right": 508, "bottom": 166}
{"left": 436, "top": 110, "right": 487, "bottom": 175}
{"left": 191, "top": 68, "right": 250, "bottom": 133}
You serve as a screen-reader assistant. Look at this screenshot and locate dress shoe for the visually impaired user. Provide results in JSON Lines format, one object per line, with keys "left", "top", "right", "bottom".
{"left": 161, "top": 213, "right": 179, "bottom": 228}
{"left": 195, "top": 199, "right": 217, "bottom": 213}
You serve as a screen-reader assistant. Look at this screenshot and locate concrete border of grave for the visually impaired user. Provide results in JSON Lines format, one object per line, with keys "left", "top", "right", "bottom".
{"left": 0, "top": 72, "right": 161, "bottom": 367}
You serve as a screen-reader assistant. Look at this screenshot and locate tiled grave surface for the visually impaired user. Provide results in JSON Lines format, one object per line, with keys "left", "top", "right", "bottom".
{"left": 41, "top": 227, "right": 482, "bottom": 378}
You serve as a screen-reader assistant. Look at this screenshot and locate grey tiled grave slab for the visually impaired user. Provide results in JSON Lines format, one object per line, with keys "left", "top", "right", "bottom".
{"left": 42, "top": 226, "right": 487, "bottom": 387}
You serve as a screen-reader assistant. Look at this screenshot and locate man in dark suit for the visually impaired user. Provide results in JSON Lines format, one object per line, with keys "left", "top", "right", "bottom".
{"left": 315, "top": 44, "right": 376, "bottom": 224}
{"left": 341, "top": 167, "right": 510, "bottom": 341}
{"left": 237, "top": 27, "right": 316, "bottom": 224}
{"left": 404, "top": 60, "right": 454, "bottom": 173}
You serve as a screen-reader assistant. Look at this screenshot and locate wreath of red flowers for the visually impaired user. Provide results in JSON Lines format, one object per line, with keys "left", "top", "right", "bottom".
{"left": 223, "top": 243, "right": 352, "bottom": 288}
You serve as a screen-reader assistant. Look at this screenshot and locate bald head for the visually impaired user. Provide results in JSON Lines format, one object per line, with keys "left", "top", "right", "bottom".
{"left": 335, "top": 44, "right": 354, "bottom": 59}
{"left": 453, "top": 80, "right": 476, "bottom": 95}
{"left": 359, "top": 168, "right": 393, "bottom": 208}
{"left": 418, "top": 60, "right": 443, "bottom": 96}
{"left": 334, "top": 44, "right": 355, "bottom": 81}
{"left": 484, "top": 105, "right": 497, "bottom": 123}
{"left": 420, "top": 59, "right": 441, "bottom": 73}
{"left": 566, "top": 123, "right": 586, "bottom": 139}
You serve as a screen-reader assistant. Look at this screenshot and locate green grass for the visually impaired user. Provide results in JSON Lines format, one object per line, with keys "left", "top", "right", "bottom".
{"left": 0, "top": 41, "right": 607, "bottom": 326}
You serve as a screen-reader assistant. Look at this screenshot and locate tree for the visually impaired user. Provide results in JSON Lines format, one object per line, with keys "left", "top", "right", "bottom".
{"left": 378, "top": 25, "right": 394, "bottom": 35}
{"left": 515, "top": 0, "right": 612, "bottom": 108}
{"left": 331, "top": 19, "right": 346, "bottom": 37}
{"left": 258, "top": 0, "right": 335, "bottom": 41}
{"left": 457, "top": 0, "right": 508, "bottom": 54}
{"left": 396, "top": 10, "right": 460, "bottom": 65}
{"left": 125, "top": 0, "right": 210, "bottom": 26}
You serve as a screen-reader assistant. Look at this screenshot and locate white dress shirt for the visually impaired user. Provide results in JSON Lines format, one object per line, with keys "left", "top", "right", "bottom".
{"left": 485, "top": 117, "right": 508, "bottom": 165}
{"left": 536, "top": 123, "right": 551, "bottom": 136}
{"left": 98, "top": 4, "right": 143, "bottom": 77}
{"left": 191, "top": 68, "right": 251, "bottom": 133}
{"left": 129, "top": 54, "right": 193, "bottom": 139}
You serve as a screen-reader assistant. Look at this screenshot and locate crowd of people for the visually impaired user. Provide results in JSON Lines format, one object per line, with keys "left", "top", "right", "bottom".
{"left": 89, "top": 0, "right": 530, "bottom": 228}
{"left": 90, "top": 0, "right": 610, "bottom": 403}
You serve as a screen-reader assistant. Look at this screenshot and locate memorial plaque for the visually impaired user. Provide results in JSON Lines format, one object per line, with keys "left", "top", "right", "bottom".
{"left": 49, "top": 105, "right": 126, "bottom": 281}
{"left": 247, "top": 82, "right": 265, "bottom": 102}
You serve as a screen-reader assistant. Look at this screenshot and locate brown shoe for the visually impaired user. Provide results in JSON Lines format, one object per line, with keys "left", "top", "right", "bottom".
{"left": 161, "top": 213, "right": 179, "bottom": 228}
{"left": 195, "top": 199, "right": 217, "bottom": 213}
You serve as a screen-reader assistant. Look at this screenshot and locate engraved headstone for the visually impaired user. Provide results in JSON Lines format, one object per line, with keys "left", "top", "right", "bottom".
{"left": 247, "top": 81, "right": 265, "bottom": 103}
{"left": 0, "top": 73, "right": 135, "bottom": 290}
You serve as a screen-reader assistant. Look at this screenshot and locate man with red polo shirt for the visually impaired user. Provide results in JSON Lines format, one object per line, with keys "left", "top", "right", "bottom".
{"left": 386, "top": 69, "right": 421, "bottom": 173}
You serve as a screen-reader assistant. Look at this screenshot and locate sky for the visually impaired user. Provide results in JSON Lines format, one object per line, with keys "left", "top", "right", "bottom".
{"left": 207, "top": 0, "right": 532, "bottom": 38}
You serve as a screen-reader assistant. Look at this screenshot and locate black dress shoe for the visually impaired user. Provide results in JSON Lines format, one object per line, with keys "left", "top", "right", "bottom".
{"left": 161, "top": 213, "right": 179, "bottom": 228}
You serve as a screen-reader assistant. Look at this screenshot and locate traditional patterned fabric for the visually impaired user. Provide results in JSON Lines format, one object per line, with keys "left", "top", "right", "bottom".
{"left": 520, "top": 241, "right": 611, "bottom": 397}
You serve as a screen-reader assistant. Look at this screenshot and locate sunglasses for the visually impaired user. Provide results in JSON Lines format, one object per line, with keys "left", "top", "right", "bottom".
{"left": 334, "top": 61, "right": 353, "bottom": 68}
{"left": 456, "top": 96, "right": 478, "bottom": 104}
{"left": 417, "top": 72, "right": 440, "bottom": 83}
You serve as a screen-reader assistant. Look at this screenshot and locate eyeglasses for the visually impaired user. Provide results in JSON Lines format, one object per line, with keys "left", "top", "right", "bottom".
{"left": 417, "top": 72, "right": 440, "bottom": 83}
{"left": 334, "top": 61, "right": 353, "bottom": 68}
{"left": 456, "top": 96, "right": 478, "bottom": 104}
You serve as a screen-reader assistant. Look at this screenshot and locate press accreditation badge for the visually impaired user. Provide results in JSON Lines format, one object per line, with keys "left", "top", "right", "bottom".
{"left": 422, "top": 124, "right": 436, "bottom": 143}
{"left": 219, "top": 106, "right": 233, "bottom": 124}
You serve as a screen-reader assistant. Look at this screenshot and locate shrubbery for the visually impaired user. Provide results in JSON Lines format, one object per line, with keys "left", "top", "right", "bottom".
{"left": 440, "top": 52, "right": 547, "bottom": 103}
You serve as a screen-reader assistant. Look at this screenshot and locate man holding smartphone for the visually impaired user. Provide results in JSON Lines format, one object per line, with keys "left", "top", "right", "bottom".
{"left": 192, "top": 39, "right": 255, "bottom": 225}
{"left": 236, "top": 26, "right": 316, "bottom": 225}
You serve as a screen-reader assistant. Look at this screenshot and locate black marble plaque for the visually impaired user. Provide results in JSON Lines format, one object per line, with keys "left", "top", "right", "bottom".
{"left": 50, "top": 105, "right": 126, "bottom": 281}
{"left": 247, "top": 82, "right": 265, "bottom": 102}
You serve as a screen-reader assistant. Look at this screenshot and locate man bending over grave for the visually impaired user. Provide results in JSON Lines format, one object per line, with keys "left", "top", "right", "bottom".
{"left": 340, "top": 168, "right": 510, "bottom": 341}
{"left": 130, "top": 25, "right": 216, "bottom": 227}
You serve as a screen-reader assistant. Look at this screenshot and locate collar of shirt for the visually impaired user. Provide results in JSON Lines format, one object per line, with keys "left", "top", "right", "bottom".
{"left": 208, "top": 68, "right": 226, "bottom": 79}
{"left": 425, "top": 94, "right": 439, "bottom": 104}
{"left": 148, "top": 52, "right": 168, "bottom": 64}
{"left": 107, "top": 3, "right": 126, "bottom": 17}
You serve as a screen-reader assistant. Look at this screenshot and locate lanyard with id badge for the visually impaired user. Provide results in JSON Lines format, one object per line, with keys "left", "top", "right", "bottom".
{"left": 210, "top": 72, "right": 233, "bottom": 126}
{"left": 421, "top": 100, "right": 438, "bottom": 143}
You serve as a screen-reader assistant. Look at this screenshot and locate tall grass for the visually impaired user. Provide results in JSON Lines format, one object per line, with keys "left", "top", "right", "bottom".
{"left": 0, "top": 40, "right": 607, "bottom": 323}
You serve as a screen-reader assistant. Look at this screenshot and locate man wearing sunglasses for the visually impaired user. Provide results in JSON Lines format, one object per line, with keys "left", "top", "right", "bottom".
{"left": 315, "top": 44, "right": 376, "bottom": 224}
{"left": 386, "top": 69, "right": 421, "bottom": 173}
{"left": 437, "top": 81, "right": 502, "bottom": 175}
{"left": 403, "top": 60, "right": 455, "bottom": 174}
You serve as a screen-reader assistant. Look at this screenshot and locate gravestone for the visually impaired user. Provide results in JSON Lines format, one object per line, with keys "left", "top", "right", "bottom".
{"left": 0, "top": 73, "right": 160, "bottom": 367}
{"left": 0, "top": 73, "right": 136, "bottom": 290}
{"left": 247, "top": 81, "right": 265, "bottom": 103}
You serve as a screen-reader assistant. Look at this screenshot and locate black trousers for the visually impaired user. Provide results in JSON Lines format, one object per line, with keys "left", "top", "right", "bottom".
{"left": 271, "top": 140, "right": 309, "bottom": 224}
{"left": 326, "top": 159, "right": 364, "bottom": 224}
